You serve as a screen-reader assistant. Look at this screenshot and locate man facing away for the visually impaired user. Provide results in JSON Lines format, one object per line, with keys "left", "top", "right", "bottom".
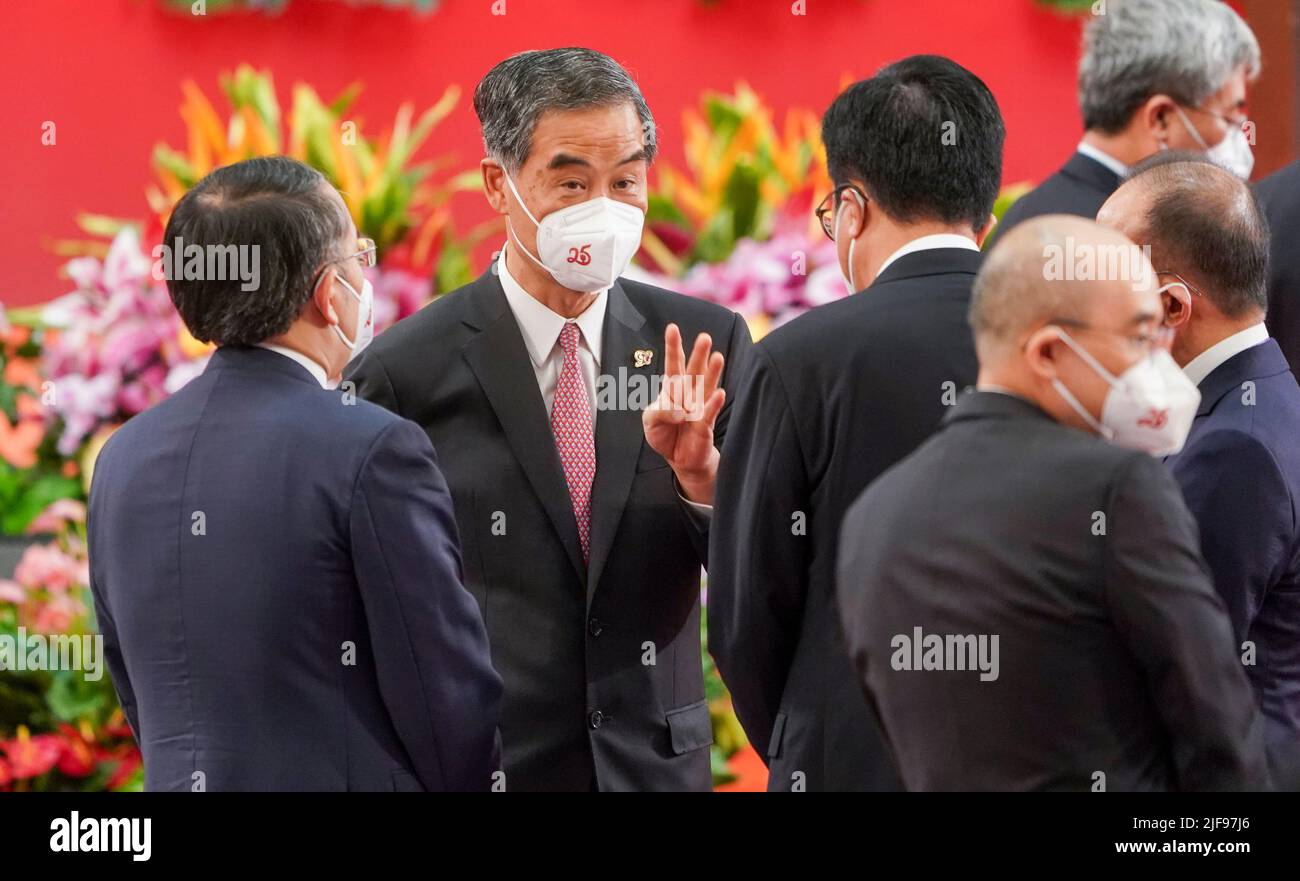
{"left": 1099, "top": 154, "right": 1300, "bottom": 789}
{"left": 88, "top": 156, "right": 502, "bottom": 791}
{"left": 836, "top": 215, "right": 1269, "bottom": 791}
{"left": 347, "top": 48, "right": 751, "bottom": 791}
{"left": 709, "top": 55, "right": 1000, "bottom": 791}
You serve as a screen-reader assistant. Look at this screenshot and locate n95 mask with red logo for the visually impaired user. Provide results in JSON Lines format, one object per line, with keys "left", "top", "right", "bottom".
{"left": 1052, "top": 327, "right": 1201, "bottom": 456}
{"left": 504, "top": 173, "right": 645, "bottom": 293}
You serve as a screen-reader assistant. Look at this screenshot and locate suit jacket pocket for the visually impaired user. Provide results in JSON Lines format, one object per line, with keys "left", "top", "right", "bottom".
{"left": 767, "top": 712, "right": 787, "bottom": 760}
{"left": 665, "top": 698, "right": 714, "bottom": 755}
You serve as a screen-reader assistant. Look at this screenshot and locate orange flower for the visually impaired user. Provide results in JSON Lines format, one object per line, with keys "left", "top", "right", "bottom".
{"left": 0, "top": 402, "right": 43, "bottom": 469}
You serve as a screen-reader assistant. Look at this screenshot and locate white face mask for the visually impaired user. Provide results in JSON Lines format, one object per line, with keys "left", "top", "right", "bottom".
{"left": 1051, "top": 327, "right": 1200, "bottom": 456}
{"left": 1174, "top": 105, "right": 1255, "bottom": 180}
{"left": 834, "top": 189, "right": 864, "bottom": 295}
{"left": 331, "top": 274, "right": 374, "bottom": 361}
{"left": 504, "top": 174, "right": 644, "bottom": 293}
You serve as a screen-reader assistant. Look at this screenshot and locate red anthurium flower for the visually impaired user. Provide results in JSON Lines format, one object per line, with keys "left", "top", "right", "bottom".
{"left": 1, "top": 727, "right": 63, "bottom": 779}
{"left": 55, "top": 726, "right": 97, "bottom": 778}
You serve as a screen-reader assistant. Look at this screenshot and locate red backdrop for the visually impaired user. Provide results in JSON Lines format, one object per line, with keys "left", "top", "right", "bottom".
{"left": 2, "top": 0, "right": 1090, "bottom": 307}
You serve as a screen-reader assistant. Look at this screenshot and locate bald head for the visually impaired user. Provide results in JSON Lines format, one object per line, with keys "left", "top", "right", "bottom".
{"left": 970, "top": 215, "right": 1155, "bottom": 360}
{"left": 1097, "top": 153, "right": 1268, "bottom": 319}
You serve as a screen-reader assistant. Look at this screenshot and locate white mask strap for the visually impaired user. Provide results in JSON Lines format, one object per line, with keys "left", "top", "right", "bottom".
{"left": 1055, "top": 327, "right": 1123, "bottom": 387}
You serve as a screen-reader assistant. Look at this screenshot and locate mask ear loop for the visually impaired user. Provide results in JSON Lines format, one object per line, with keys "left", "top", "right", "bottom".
{"left": 1173, "top": 105, "right": 1211, "bottom": 151}
{"left": 502, "top": 172, "right": 564, "bottom": 283}
{"left": 836, "top": 189, "right": 865, "bottom": 293}
{"left": 330, "top": 274, "right": 364, "bottom": 350}
{"left": 1049, "top": 326, "right": 1118, "bottom": 440}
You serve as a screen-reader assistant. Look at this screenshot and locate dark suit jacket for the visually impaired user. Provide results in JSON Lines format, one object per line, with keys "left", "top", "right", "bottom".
{"left": 709, "top": 248, "right": 980, "bottom": 791}
{"left": 995, "top": 151, "right": 1122, "bottom": 242}
{"left": 837, "top": 391, "right": 1271, "bottom": 791}
{"left": 346, "top": 269, "right": 751, "bottom": 791}
{"left": 1257, "top": 160, "right": 1300, "bottom": 378}
{"left": 87, "top": 346, "right": 502, "bottom": 792}
{"left": 1164, "top": 339, "right": 1300, "bottom": 788}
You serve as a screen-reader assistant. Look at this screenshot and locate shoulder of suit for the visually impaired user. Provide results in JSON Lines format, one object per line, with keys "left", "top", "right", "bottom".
{"left": 618, "top": 277, "right": 743, "bottom": 332}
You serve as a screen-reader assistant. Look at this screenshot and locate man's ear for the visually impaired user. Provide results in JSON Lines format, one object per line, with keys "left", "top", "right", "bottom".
{"left": 1023, "top": 325, "right": 1062, "bottom": 382}
{"left": 840, "top": 187, "right": 867, "bottom": 241}
{"left": 313, "top": 267, "right": 339, "bottom": 328}
{"left": 1141, "top": 94, "right": 1178, "bottom": 146}
{"left": 1160, "top": 282, "right": 1193, "bottom": 328}
{"left": 975, "top": 214, "right": 998, "bottom": 248}
{"left": 482, "top": 159, "right": 508, "bottom": 214}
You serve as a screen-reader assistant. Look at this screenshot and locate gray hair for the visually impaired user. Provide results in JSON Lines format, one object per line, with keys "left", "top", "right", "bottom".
{"left": 1079, "top": 0, "right": 1260, "bottom": 133}
{"left": 473, "top": 47, "right": 657, "bottom": 172}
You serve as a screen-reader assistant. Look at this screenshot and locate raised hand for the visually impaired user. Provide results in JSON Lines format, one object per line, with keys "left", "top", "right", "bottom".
{"left": 642, "top": 322, "right": 726, "bottom": 504}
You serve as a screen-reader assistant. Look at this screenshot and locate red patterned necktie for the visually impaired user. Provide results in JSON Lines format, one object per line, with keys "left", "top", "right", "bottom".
{"left": 551, "top": 322, "right": 596, "bottom": 564}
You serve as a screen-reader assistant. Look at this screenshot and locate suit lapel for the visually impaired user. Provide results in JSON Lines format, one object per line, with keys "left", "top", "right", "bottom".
{"left": 586, "top": 281, "right": 655, "bottom": 608}
{"left": 459, "top": 273, "right": 588, "bottom": 586}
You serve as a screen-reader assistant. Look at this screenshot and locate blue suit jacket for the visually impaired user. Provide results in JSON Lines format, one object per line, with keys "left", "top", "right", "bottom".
{"left": 1166, "top": 338, "right": 1300, "bottom": 787}
{"left": 87, "top": 346, "right": 502, "bottom": 791}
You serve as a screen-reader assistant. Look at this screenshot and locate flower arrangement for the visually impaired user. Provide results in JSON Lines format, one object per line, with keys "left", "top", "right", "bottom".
{"left": 0, "top": 500, "right": 141, "bottom": 791}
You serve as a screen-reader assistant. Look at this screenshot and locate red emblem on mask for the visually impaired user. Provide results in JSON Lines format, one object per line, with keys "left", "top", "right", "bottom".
{"left": 1138, "top": 408, "right": 1169, "bottom": 429}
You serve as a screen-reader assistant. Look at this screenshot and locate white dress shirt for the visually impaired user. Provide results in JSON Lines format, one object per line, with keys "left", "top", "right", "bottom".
{"left": 1182, "top": 322, "right": 1270, "bottom": 386}
{"left": 256, "top": 343, "right": 330, "bottom": 388}
{"left": 875, "top": 234, "right": 981, "bottom": 280}
{"left": 1076, "top": 141, "right": 1129, "bottom": 179}
{"left": 498, "top": 244, "right": 606, "bottom": 424}
{"left": 497, "top": 243, "right": 713, "bottom": 514}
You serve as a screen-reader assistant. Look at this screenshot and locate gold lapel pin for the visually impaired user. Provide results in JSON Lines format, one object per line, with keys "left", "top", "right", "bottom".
{"left": 633, "top": 349, "right": 654, "bottom": 368}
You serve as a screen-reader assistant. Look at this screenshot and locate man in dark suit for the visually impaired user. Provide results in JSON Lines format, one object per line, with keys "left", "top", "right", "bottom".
{"left": 1257, "top": 159, "right": 1300, "bottom": 378}
{"left": 997, "top": 0, "right": 1258, "bottom": 240}
{"left": 1099, "top": 154, "right": 1300, "bottom": 789}
{"left": 347, "top": 48, "right": 750, "bottom": 791}
{"left": 88, "top": 156, "right": 502, "bottom": 791}
{"left": 836, "top": 215, "right": 1270, "bottom": 791}
{"left": 708, "top": 55, "right": 1000, "bottom": 791}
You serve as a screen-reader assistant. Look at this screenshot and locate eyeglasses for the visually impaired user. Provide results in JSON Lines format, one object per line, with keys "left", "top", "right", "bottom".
{"left": 310, "top": 236, "right": 376, "bottom": 291}
{"left": 815, "top": 184, "right": 867, "bottom": 241}
{"left": 1051, "top": 318, "right": 1174, "bottom": 357}
{"left": 342, "top": 237, "right": 378, "bottom": 269}
{"left": 1180, "top": 104, "right": 1249, "bottom": 134}
{"left": 1155, "top": 269, "right": 1207, "bottom": 298}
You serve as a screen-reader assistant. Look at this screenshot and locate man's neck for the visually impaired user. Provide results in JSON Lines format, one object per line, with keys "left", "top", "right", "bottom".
{"left": 1174, "top": 313, "right": 1266, "bottom": 367}
{"left": 857, "top": 221, "right": 977, "bottom": 282}
{"left": 1080, "top": 129, "right": 1150, "bottom": 169}
{"left": 504, "top": 241, "right": 599, "bottom": 319}
{"left": 262, "top": 330, "right": 335, "bottom": 383}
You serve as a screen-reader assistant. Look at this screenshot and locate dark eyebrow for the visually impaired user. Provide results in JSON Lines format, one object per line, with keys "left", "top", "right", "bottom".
{"left": 544, "top": 149, "right": 648, "bottom": 171}
{"left": 547, "top": 153, "right": 592, "bottom": 171}
{"left": 1127, "top": 311, "right": 1159, "bottom": 327}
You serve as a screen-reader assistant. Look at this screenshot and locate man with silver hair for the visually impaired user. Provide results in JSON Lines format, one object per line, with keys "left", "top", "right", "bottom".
{"left": 998, "top": 0, "right": 1259, "bottom": 238}
{"left": 347, "top": 48, "right": 751, "bottom": 791}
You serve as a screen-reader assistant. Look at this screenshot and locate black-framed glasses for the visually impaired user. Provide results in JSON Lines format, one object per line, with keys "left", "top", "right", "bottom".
{"left": 815, "top": 184, "right": 867, "bottom": 241}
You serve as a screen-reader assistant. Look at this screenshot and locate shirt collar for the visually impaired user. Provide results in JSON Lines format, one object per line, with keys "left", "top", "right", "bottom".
{"left": 1182, "top": 322, "right": 1270, "bottom": 387}
{"left": 255, "top": 343, "right": 330, "bottom": 388}
{"left": 1075, "top": 141, "right": 1129, "bottom": 179}
{"left": 875, "top": 234, "right": 981, "bottom": 280}
{"left": 497, "top": 244, "right": 605, "bottom": 368}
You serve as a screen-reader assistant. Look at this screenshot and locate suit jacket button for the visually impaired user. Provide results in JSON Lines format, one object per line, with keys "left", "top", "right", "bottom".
{"left": 587, "top": 617, "right": 603, "bottom": 637}
{"left": 588, "top": 710, "right": 604, "bottom": 729}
